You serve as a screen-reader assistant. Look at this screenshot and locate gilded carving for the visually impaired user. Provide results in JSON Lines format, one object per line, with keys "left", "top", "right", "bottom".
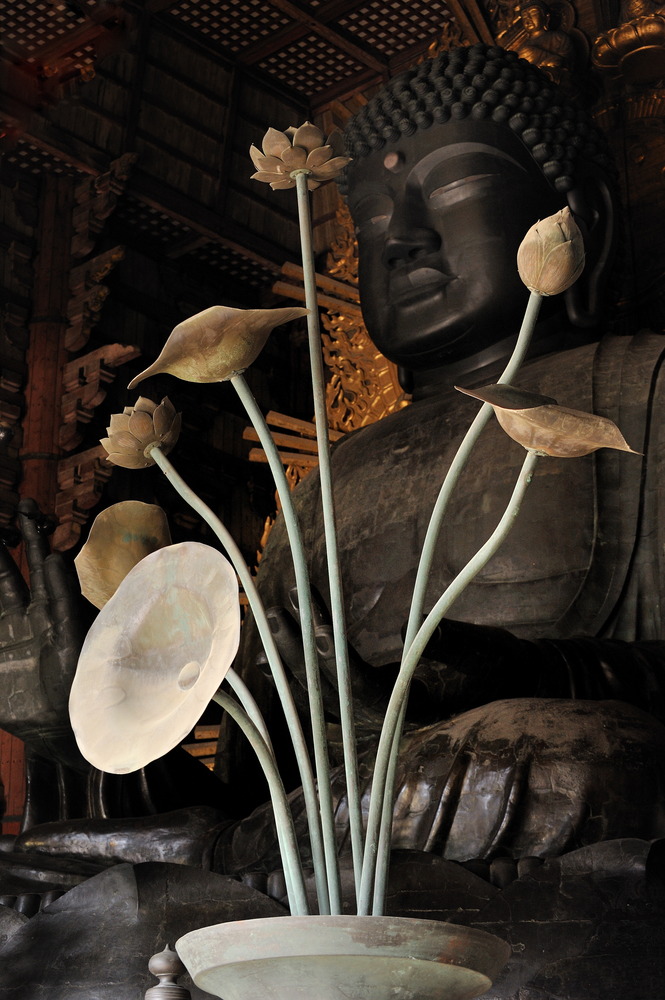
{"left": 499, "top": 0, "right": 586, "bottom": 85}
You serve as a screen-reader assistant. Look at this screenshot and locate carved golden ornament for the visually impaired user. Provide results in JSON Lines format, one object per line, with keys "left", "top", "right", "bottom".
{"left": 498, "top": 0, "right": 586, "bottom": 86}
{"left": 425, "top": 17, "right": 466, "bottom": 59}
{"left": 593, "top": 14, "right": 665, "bottom": 81}
{"left": 322, "top": 199, "right": 409, "bottom": 434}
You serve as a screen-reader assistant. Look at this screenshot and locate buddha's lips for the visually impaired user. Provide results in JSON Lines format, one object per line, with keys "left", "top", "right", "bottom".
{"left": 389, "top": 267, "right": 453, "bottom": 300}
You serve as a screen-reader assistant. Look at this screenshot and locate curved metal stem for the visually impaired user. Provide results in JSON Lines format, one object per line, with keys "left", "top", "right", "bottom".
{"left": 370, "top": 291, "right": 544, "bottom": 911}
{"left": 231, "top": 373, "right": 332, "bottom": 913}
{"left": 148, "top": 444, "right": 326, "bottom": 912}
{"left": 293, "top": 169, "right": 363, "bottom": 905}
{"left": 212, "top": 689, "right": 308, "bottom": 915}
{"left": 360, "top": 449, "right": 541, "bottom": 915}
{"left": 226, "top": 666, "right": 274, "bottom": 756}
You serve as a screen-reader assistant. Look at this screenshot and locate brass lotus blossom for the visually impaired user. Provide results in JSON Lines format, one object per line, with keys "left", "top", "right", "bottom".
{"left": 250, "top": 122, "right": 351, "bottom": 191}
{"left": 128, "top": 305, "right": 308, "bottom": 387}
{"left": 101, "top": 396, "right": 181, "bottom": 469}
{"left": 517, "top": 207, "right": 585, "bottom": 295}
{"left": 75, "top": 501, "right": 172, "bottom": 610}
{"left": 456, "top": 383, "right": 640, "bottom": 457}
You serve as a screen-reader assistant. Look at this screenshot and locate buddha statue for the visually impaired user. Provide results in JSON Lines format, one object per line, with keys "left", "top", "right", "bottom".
{"left": 2, "top": 43, "right": 665, "bottom": 999}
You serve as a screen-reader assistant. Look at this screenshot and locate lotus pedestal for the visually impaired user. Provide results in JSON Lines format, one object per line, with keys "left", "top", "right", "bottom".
{"left": 176, "top": 915, "right": 510, "bottom": 1000}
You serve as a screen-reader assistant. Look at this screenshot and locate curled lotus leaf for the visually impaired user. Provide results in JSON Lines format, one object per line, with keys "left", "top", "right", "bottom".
{"left": 457, "top": 382, "right": 640, "bottom": 457}
{"left": 128, "top": 305, "right": 308, "bottom": 387}
{"left": 456, "top": 383, "right": 558, "bottom": 410}
{"left": 75, "top": 501, "right": 172, "bottom": 610}
{"left": 69, "top": 541, "right": 241, "bottom": 773}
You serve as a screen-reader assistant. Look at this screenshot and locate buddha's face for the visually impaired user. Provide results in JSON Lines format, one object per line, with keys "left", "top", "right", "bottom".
{"left": 521, "top": 4, "right": 548, "bottom": 32}
{"left": 346, "top": 119, "right": 563, "bottom": 370}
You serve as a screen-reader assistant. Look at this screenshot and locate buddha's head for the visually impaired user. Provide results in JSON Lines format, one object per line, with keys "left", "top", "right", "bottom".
{"left": 341, "top": 45, "right": 618, "bottom": 375}
{"left": 520, "top": 2, "right": 550, "bottom": 34}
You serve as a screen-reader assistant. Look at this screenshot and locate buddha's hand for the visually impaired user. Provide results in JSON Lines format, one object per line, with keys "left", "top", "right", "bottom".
{"left": 264, "top": 598, "right": 564, "bottom": 727}
{"left": 0, "top": 499, "right": 88, "bottom": 769}
{"left": 262, "top": 588, "right": 391, "bottom": 737}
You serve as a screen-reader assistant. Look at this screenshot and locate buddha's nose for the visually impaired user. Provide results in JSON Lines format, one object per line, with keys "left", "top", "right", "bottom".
{"left": 383, "top": 226, "right": 441, "bottom": 269}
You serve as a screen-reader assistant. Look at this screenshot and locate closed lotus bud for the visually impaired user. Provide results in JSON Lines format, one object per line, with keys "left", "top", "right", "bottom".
{"left": 517, "top": 207, "right": 585, "bottom": 296}
{"left": 101, "top": 396, "right": 181, "bottom": 469}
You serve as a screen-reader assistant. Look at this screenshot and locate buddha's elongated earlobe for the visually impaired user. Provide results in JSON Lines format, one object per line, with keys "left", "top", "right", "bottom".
{"left": 564, "top": 174, "right": 618, "bottom": 328}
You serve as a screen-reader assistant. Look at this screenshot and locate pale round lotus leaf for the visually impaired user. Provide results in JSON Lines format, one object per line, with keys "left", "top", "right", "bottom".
{"left": 128, "top": 305, "right": 308, "bottom": 387}
{"left": 74, "top": 501, "right": 172, "bottom": 610}
{"left": 495, "top": 404, "right": 641, "bottom": 457}
{"left": 69, "top": 542, "right": 241, "bottom": 773}
{"left": 456, "top": 383, "right": 558, "bottom": 410}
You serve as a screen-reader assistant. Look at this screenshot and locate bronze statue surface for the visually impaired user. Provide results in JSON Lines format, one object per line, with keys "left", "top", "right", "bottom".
{"left": 1, "top": 43, "right": 665, "bottom": 999}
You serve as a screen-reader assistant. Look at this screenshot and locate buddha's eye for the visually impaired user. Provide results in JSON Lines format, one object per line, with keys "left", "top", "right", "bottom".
{"left": 355, "top": 214, "right": 389, "bottom": 235}
{"left": 351, "top": 194, "right": 393, "bottom": 236}
{"left": 428, "top": 173, "right": 496, "bottom": 204}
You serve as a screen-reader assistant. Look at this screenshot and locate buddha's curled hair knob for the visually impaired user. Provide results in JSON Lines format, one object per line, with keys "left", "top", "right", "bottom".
{"left": 145, "top": 944, "right": 191, "bottom": 999}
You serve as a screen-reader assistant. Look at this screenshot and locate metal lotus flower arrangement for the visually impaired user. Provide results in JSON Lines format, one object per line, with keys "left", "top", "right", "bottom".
{"left": 68, "top": 122, "right": 640, "bottom": 1000}
{"left": 250, "top": 122, "right": 351, "bottom": 191}
{"left": 101, "top": 396, "right": 181, "bottom": 469}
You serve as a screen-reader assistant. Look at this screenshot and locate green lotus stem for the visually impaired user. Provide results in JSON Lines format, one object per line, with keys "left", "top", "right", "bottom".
{"left": 370, "top": 291, "right": 544, "bottom": 911}
{"left": 148, "top": 443, "right": 330, "bottom": 914}
{"left": 405, "top": 290, "right": 543, "bottom": 648}
{"left": 226, "top": 666, "right": 274, "bottom": 756}
{"left": 292, "top": 167, "right": 363, "bottom": 904}
{"left": 231, "top": 373, "right": 335, "bottom": 912}
{"left": 212, "top": 688, "right": 309, "bottom": 915}
{"left": 359, "top": 449, "right": 541, "bottom": 915}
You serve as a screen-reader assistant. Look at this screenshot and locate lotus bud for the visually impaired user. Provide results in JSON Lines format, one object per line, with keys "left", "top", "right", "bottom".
{"left": 75, "top": 501, "right": 171, "bottom": 610}
{"left": 101, "top": 396, "right": 181, "bottom": 469}
{"left": 517, "top": 207, "right": 585, "bottom": 296}
{"left": 456, "top": 382, "right": 640, "bottom": 458}
{"left": 128, "top": 305, "right": 308, "bottom": 387}
{"left": 250, "top": 121, "right": 351, "bottom": 191}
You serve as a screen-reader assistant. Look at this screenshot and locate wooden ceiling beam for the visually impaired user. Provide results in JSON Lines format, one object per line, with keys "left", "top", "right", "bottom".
{"left": 129, "top": 169, "right": 289, "bottom": 271}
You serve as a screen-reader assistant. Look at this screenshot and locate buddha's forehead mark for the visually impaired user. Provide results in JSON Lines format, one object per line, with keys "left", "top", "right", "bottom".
{"left": 408, "top": 143, "right": 528, "bottom": 184}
